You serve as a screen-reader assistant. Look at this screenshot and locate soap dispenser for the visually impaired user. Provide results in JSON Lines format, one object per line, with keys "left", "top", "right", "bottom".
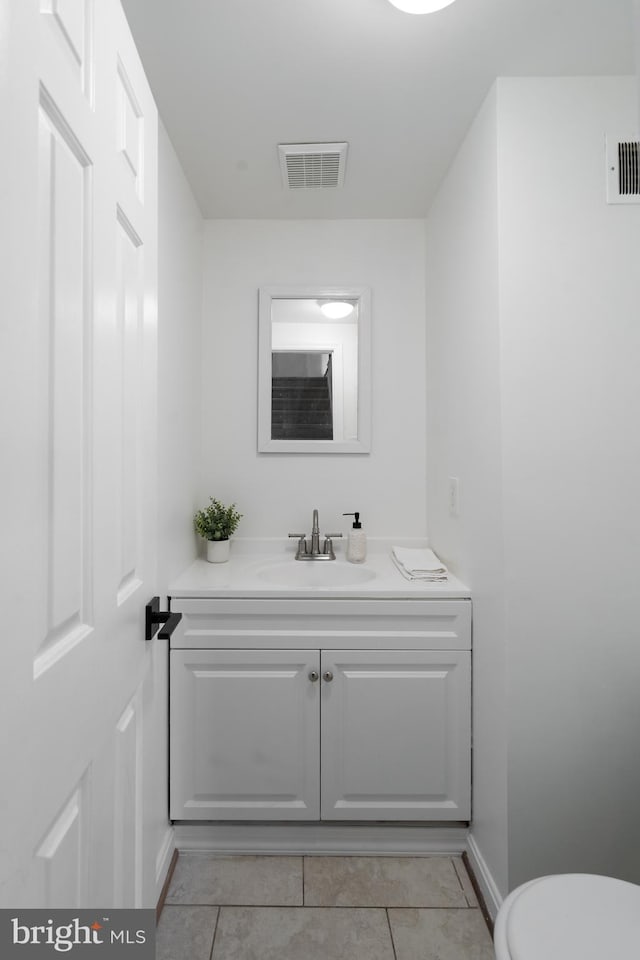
{"left": 343, "top": 512, "right": 367, "bottom": 564}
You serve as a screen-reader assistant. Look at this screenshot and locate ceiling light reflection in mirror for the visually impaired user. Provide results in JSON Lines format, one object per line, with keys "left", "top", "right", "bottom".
{"left": 387, "top": 0, "right": 456, "bottom": 13}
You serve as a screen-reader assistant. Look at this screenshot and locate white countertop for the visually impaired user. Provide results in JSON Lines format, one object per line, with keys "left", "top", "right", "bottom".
{"left": 169, "top": 539, "right": 471, "bottom": 600}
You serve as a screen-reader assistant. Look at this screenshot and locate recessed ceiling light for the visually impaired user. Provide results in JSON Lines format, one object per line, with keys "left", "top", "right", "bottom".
{"left": 387, "top": 0, "right": 457, "bottom": 13}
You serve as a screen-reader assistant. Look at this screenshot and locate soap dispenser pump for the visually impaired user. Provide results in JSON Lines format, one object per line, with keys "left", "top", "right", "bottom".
{"left": 343, "top": 512, "right": 367, "bottom": 564}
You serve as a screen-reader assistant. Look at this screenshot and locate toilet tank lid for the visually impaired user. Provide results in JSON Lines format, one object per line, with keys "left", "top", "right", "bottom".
{"left": 503, "top": 874, "right": 640, "bottom": 960}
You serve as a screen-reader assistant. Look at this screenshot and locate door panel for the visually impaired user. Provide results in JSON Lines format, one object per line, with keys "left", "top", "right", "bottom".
{"left": 116, "top": 59, "right": 143, "bottom": 190}
{"left": 113, "top": 691, "right": 143, "bottom": 907}
{"left": 34, "top": 773, "right": 90, "bottom": 908}
{"left": 40, "top": 0, "right": 92, "bottom": 96}
{"left": 35, "top": 85, "right": 93, "bottom": 677}
{"left": 114, "top": 209, "right": 145, "bottom": 603}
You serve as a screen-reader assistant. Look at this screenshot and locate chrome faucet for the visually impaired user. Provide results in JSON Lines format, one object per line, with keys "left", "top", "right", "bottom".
{"left": 289, "top": 509, "right": 342, "bottom": 561}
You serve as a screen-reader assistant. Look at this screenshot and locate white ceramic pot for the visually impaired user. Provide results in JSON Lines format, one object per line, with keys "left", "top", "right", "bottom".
{"left": 206, "top": 539, "right": 230, "bottom": 563}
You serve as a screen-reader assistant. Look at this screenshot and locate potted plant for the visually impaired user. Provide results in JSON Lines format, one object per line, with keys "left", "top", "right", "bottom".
{"left": 194, "top": 497, "right": 243, "bottom": 563}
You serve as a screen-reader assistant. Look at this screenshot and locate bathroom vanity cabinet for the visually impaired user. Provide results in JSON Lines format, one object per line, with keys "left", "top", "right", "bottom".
{"left": 168, "top": 597, "right": 471, "bottom": 823}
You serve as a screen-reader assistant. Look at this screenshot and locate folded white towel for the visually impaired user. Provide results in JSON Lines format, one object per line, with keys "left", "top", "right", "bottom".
{"left": 391, "top": 546, "right": 448, "bottom": 581}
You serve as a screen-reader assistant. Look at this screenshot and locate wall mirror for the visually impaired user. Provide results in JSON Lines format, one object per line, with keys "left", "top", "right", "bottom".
{"left": 258, "top": 286, "right": 371, "bottom": 453}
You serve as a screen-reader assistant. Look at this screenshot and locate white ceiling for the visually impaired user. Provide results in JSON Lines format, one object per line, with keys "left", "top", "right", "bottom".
{"left": 120, "top": 0, "right": 635, "bottom": 219}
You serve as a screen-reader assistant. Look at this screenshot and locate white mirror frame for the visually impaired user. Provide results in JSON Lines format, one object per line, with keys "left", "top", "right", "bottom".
{"left": 258, "top": 285, "right": 371, "bottom": 454}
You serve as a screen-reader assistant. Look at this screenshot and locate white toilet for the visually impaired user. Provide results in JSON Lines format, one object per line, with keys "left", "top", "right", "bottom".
{"left": 494, "top": 873, "right": 640, "bottom": 960}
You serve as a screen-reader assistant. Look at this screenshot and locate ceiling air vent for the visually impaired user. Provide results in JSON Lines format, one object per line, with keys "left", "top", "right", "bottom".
{"left": 606, "top": 135, "right": 640, "bottom": 204}
{"left": 278, "top": 142, "right": 348, "bottom": 190}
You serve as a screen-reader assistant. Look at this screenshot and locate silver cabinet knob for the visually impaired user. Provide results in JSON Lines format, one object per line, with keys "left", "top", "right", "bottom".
{"left": 308, "top": 670, "right": 319, "bottom": 682}
{"left": 323, "top": 670, "right": 334, "bottom": 682}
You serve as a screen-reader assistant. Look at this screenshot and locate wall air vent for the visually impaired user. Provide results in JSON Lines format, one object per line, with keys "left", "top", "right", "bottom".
{"left": 606, "top": 135, "right": 640, "bottom": 204}
{"left": 278, "top": 142, "right": 348, "bottom": 190}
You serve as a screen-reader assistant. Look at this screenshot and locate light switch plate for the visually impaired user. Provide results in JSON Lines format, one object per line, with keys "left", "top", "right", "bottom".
{"left": 448, "top": 477, "right": 460, "bottom": 518}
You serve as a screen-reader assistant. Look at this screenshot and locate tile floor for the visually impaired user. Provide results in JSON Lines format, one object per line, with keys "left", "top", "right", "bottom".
{"left": 157, "top": 854, "right": 495, "bottom": 960}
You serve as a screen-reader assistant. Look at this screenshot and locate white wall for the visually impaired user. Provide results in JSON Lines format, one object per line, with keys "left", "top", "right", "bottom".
{"left": 426, "top": 75, "right": 640, "bottom": 905}
{"left": 150, "top": 122, "right": 203, "bottom": 893}
{"left": 498, "top": 76, "right": 640, "bottom": 890}
{"left": 157, "top": 122, "right": 203, "bottom": 587}
{"left": 426, "top": 86, "right": 508, "bottom": 902}
{"left": 201, "top": 219, "right": 427, "bottom": 540}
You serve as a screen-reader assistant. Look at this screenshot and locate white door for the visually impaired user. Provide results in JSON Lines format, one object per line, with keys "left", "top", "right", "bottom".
{"left": 170, "top": 649, "right": 321, "bottom": 820}
{"left": 320, "top": 650, "right": 471, "bottom": 820}
{"left": 1, "top": 0, "right": 160, "bottom": 907}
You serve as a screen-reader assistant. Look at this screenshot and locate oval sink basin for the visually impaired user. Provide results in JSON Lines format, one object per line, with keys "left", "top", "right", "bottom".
{"left": 255, "top": 560, "right": 376, "bottom": 588}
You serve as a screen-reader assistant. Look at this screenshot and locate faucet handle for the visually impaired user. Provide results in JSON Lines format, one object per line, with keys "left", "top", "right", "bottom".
{"left": 322, "top": 533, "right": 342, "bottom": 560}
{"left": 289, "top": 532, "right": 308, "bottom": 559}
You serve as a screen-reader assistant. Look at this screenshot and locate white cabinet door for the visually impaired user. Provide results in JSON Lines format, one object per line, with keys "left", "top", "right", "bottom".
{"left": 320, "top": 650, "right": 471, "bottom": 820}
{"left": 170, "top": 649, "right": 321, "bottom": 820}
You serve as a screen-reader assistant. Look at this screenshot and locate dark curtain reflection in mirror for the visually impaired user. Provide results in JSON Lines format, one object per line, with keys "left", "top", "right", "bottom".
{"left": 271, "top": 351, "right": 333, "bottom": 440}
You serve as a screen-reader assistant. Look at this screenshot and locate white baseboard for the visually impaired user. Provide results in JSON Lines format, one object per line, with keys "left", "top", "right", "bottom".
{"left": 165, "top": 821, "right": 506, "bottom": 921}
{"left": 466, "top": 832, "right": 503, "bottom": 920}
{"left": 155, "top": 825, "right": 176, "bottom": 900}
{"left": 173, "top": 822, "right": 469, "bottom": 856}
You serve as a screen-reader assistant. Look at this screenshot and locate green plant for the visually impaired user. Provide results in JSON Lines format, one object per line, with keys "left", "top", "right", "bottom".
{"left": 194, "top": 497, "right": 243, "bottom": 541}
